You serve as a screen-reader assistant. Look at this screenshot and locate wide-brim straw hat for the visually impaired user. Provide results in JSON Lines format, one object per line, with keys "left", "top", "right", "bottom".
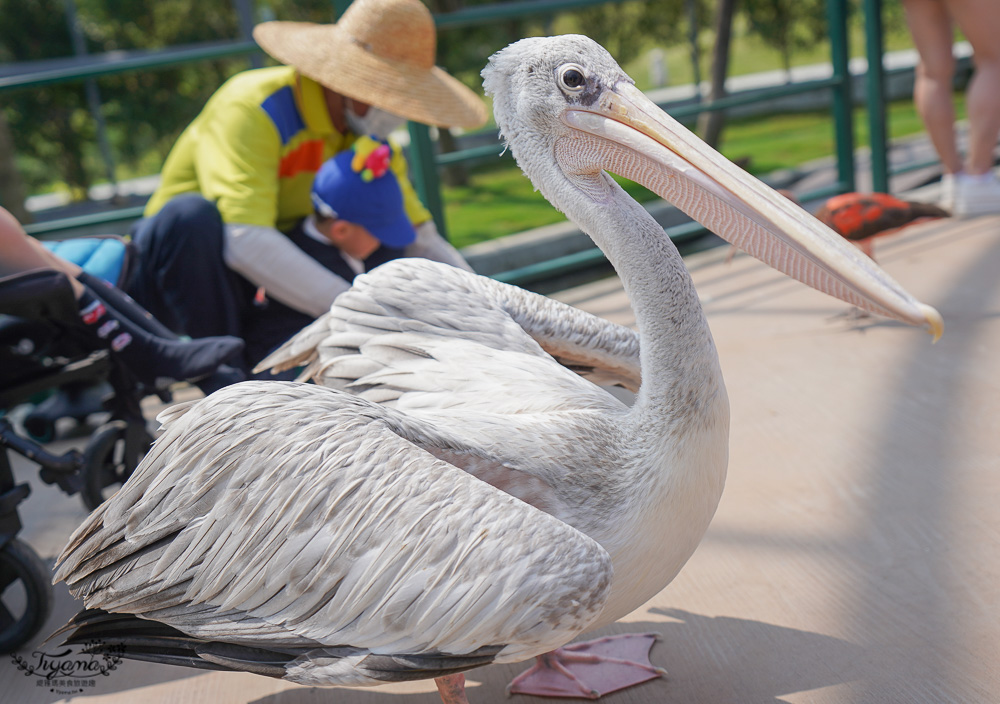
{"left": 253, "top": 0, "right": 487, "bottom": 129}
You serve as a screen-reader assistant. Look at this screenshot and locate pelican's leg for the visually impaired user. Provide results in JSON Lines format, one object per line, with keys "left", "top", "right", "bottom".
{"left": 435, "top": 673, "right": 471, "bottom": 704}
{"left": 828, "top": 305, "right": 873, "bottom": 325}
{"left": 506, "top": 633, "right": 664, "bottom": 699}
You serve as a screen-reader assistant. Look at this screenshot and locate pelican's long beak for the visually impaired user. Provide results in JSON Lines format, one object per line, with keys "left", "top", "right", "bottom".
{"left": 562, "top": 81, "right": 943, "bottom": 340}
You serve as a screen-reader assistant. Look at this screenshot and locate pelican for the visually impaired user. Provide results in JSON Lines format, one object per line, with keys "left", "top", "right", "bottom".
{"left": 53, "top": 35, "right": 942, "bottom": 703}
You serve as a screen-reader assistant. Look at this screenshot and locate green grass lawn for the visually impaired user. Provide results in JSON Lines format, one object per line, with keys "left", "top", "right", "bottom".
{"left": 719, "top": 96, "right": 966, "bottom": 175}
{"left": 443, "top": 94, "right": 967, "bottom": 250}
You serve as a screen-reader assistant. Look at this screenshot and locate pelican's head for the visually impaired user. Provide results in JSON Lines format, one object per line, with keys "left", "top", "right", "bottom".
{"left": 483, "top": 35, "right": 942, "bottom": 339}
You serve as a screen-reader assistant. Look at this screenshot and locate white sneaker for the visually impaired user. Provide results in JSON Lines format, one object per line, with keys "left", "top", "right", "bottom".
{"left": 952, "top": 172, "right": 1000, "bottom": 218}
{"left": 939, "top": 172, "right": 956, "bottom": 211}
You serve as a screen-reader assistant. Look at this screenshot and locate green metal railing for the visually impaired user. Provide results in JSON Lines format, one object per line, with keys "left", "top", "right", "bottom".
{"left": 1, "top": 0, "right": 888, "bottom": 284}
{"left": 862, "top": 0, "right": 889, "bottom": 194}
{"left": 0, "top": 41, "right": 259, "bottom": 92}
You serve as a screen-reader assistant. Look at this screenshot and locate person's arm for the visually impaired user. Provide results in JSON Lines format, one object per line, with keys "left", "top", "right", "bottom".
{"left": 0, "top": 206, "right": 84, "bottom": 294}
{"left": 223, "top": 223, "right": 351, "bottom": 318}
{"left": 405, "top": 220, "right": 474, "bottom": 272}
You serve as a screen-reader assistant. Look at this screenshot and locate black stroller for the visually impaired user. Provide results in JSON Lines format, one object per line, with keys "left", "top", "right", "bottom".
{"left": 0, "top": 237, "right": 157, "bottom": 652}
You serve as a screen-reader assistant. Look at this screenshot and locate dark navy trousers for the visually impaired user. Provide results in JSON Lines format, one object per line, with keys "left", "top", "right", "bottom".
{"left": 125, "top": 195, "right": 257, "bottom": 372}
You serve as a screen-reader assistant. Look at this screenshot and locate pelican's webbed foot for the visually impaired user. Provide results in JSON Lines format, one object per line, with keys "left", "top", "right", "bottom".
{"left": 506, "top": 632, "right": 664, "bottom": 699}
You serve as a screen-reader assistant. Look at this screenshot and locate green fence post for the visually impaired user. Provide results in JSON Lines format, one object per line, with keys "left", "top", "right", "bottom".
{"left": 863, "top": 0, "right": 889, "bottom": 193}
{"left": 332, "top": 0, "right": 352, "bottom": 18}
{"left": 827, "top": 0, "right": 856, "bottom": 193}
{"left": 407, "top": 122, "right": 447, "bottom": 240}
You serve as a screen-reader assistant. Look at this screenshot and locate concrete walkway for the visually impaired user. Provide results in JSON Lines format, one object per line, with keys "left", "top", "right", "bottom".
{"left": 4, "top": 213, "right": 1000, "bottom": 703}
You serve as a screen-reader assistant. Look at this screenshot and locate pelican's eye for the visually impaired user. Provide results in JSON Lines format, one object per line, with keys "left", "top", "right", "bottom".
{"left": 558, "top": 64, "right": 586, "bottom": 93}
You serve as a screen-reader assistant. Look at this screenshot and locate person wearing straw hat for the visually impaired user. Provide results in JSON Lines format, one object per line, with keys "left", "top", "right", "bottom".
{"left": 122, "top": 0, "right": 486, "bottom": 370}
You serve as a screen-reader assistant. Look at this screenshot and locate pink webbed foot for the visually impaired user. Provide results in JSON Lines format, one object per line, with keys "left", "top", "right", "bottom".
{"left": 506, "top": 633, "right": 665, "bottom": 699}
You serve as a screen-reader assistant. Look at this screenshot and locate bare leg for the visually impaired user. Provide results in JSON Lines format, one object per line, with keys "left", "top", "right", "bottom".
{"left": 0, "top": 206, "right": 83, "bottom": 296}
{"left": 903, "top": 0, "right": 962, "bottom": 174}
{"left": 948, "top": 0, "right": 1000, "bottom": 175}
{"left": 434, "top": 673, "right": 471, "bottom": 704}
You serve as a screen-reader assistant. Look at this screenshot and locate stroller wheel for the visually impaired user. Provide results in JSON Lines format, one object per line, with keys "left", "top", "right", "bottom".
{"left": 81, "top": 420, "right": 153, "bottom": 510}
{"left": 0, "top": 537, "right": 54, "bottom": 653}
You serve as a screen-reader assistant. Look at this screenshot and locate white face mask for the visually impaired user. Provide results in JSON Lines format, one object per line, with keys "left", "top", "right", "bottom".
{"left": 344, "top": 100, "right": 407, "bottom": 140}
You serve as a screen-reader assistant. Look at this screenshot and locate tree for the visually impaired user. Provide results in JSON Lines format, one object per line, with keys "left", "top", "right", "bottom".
{"left": 742, "top": 0, "right": 827, "bottom": 78}
{"left": 576, "top": 0, "right": 702, "bottom": 70}
{"left": 426, "top": 0, "right": 535, "bottom": 187}
{"left": 76, "top": 0, "right": 247, "bottom": 174}
{"left": 0, "top": 111, "right": 30, "bottom": 221}
{"left": 0, "top": 0, "right": 94, "bottom": 198}
{"left": 697, "top": 0, "right": 738, "bottom": 149}
{"left": 0, "top": 0, "right": 250, "bottom": 199}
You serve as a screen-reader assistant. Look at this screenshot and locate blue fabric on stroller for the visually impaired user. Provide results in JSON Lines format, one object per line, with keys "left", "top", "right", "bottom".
{"left": 44, "top": 235, "right": 129, "bottom": 286}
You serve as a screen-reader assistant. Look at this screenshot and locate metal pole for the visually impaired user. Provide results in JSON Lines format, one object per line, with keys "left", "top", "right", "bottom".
{"left": 333, "top": 0, "right": 353, "bottom": 19}
{"left": 407, "top": 122, "right": 447, "bottom": 240}
{"left": 862, "top": 0, "right": 889, "bottom": 193}
{"left": 826, "top": 0, "right": 856, "bottom": 193}
{"left": 233, "top": 0, "right": 262, "bottom": 69}
{"left": 64, "top": 0, "right": 118, "bottom": 199}
{"left": 686, "top": 0, "right": 702, "bottom": 101}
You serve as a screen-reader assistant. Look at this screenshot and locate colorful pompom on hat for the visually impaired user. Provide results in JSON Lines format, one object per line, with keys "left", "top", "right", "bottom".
{"left": 311, "top": 137, "right": 416, "bottom": 249}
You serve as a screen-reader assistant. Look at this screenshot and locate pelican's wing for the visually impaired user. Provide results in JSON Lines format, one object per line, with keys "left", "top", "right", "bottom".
{"left": 255, "top": 259, "right": 641, "bottom": 394}
{"left": 54, "top": 381, "right": 613, "bottom": 685}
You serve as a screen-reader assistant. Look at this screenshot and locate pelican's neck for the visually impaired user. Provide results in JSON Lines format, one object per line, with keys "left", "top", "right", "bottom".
{"left": 567, "top": 176, "right": 730, "bottom": 625}
{"left": 578, "top": 176, "right": 724, "bottom": 427}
